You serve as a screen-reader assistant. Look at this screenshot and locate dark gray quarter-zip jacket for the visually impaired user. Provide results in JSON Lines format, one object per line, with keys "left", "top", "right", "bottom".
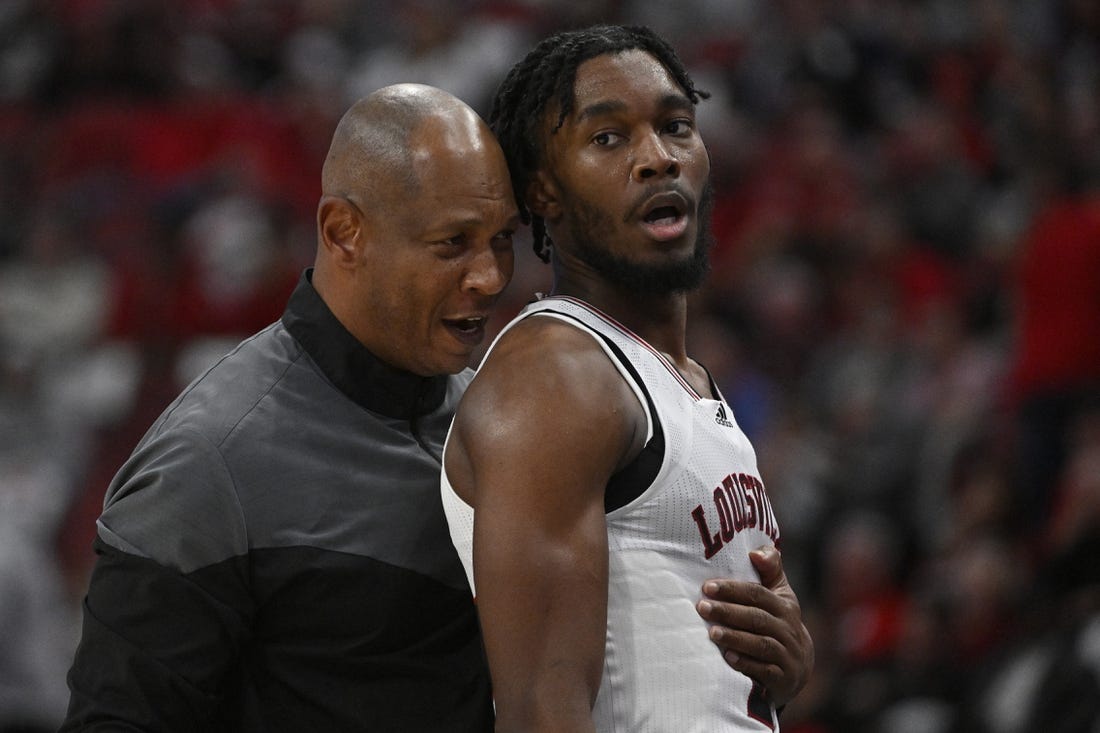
{"left": 62, "top": 270, "right": 492, "bottom": 732}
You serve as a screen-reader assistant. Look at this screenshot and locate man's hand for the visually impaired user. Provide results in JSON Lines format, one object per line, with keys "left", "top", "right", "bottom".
{"left": 695, "top": 545, "right": 814, "bottom": 708}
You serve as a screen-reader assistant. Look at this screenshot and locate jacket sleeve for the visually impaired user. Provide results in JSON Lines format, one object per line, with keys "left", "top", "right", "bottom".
{"left": 61, "top": 428, "right": 254, "bottom": 732}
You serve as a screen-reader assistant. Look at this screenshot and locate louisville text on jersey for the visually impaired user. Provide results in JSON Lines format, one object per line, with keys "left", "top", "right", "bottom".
{"left": 690, "top": 472, "right": 780, "bottom": 559}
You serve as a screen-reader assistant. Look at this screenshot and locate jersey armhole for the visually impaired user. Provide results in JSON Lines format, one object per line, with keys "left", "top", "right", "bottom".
{"left": 526, "top": 311, "right": 665, "bottom": 513}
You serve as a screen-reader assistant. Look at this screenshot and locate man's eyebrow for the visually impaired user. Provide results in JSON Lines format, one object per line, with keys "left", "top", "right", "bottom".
{"left": 425, "top": 211, "right": 523, "bottom": 233}
{"left": 576, "top": 99, "right": 628, "bottom": 122}
{"left": 657, "top": 92, "right": 695, "bottom": 114}
{"left": 575, "top": 93, "right": 695, "bottom": 123}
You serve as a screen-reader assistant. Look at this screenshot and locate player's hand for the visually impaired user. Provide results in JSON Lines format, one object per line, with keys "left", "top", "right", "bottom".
{"left": 695, "top": 545, "right": 814, "bottom": 708}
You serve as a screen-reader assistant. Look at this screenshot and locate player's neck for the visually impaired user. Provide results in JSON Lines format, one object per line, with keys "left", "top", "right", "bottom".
{"left": 551, "top": 276, "right": 689, "bottom": 359}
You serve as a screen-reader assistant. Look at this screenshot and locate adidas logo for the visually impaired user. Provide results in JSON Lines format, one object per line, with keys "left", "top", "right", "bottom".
{"left": 715, "top": 404, "right": 735, "bottom": 428}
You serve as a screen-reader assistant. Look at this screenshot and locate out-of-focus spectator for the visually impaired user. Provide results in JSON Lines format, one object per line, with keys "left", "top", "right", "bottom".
{"left": 950, "top": 419, "right": 1100, "bottom": 733}
{"left": 0, "top": 413, "right": 77, "bottom": 732}
{"left": 1007, "top": 176, "right": 1100, "bottom": 530}
{"left": 816, "top": 511, "right": 910, "bottom": 730}
{"left": 0, "top": 207, "right": 115, "bottom": 733}
{"left": 343, "top": 0, "right": 530, "bottom": 114}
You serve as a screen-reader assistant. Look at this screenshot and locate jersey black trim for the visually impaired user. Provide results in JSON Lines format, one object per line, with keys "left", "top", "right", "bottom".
{"left": 600, "top": 335, "right": 665, "bottom": 512}
{"left": 526, "top": 310, "right": 665, "bottom": 512}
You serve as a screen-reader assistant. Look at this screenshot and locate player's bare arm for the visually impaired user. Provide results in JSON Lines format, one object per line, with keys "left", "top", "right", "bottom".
{"left": 446, "top": 317, "right": 647, "bottom": 732}
{"left": 697, "top": 545, "right": 814, "bottom": 708}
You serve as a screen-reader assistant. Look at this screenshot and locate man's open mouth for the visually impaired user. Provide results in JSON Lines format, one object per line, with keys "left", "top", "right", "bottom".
{"left": 644, "top": 205, "right": 683, "bottom": 226}
{"left": 639, "top": 193, "right": 689, "bottom": 241}
{"left": 444, "top": 316, "right": 488, "bottom": 346}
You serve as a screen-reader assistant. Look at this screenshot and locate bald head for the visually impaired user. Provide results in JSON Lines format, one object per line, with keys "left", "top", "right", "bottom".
{"left": 312, "top": 85, "right": 517, "bottom": 376}
{"left": 321, "top": 83, "right": 492, "bottom": 203}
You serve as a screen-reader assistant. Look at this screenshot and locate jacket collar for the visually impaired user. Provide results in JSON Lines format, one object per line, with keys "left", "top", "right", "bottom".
{"left": 281, "top": 269, "right": 448, "bottom": 419}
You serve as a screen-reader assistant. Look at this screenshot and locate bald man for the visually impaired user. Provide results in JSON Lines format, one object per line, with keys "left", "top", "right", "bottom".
{"left": 61, "top": 85, "right": 516, "bottom": 733}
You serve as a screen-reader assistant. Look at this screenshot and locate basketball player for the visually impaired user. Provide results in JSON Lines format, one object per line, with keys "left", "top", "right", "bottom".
{"left": 442, "top": 25, "right": 812, "bottom": 731}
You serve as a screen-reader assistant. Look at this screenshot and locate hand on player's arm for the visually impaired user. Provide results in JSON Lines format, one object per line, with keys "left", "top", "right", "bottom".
{"left": 447, "top": 320, "right": 641, "bottom": 733}
{"left": 695, "top": 545, "right": 814, "bottom": 708}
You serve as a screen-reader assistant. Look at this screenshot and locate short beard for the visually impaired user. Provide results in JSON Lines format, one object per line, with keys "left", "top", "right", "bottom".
{"left": 566, "top": 180, "right": 714, "bottom": 296}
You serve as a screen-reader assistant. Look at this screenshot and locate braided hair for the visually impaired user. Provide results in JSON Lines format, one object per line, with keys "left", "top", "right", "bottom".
{"left": 489, "top": 25, "right": 709, "bottom": 262}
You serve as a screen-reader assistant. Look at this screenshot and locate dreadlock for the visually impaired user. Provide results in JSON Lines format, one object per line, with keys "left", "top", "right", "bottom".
{"left": 489, "top": 25, "right": 709, "bottom": 262}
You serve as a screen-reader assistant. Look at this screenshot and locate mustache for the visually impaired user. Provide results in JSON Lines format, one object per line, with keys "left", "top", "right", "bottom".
{"left": 622, "top": 183, "right": 698, "bottom": 223}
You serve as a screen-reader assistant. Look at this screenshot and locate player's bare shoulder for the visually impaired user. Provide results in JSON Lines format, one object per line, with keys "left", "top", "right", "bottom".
{"left": 469, "top": 314, "right": 639, "bottom": 415}
{"left": 483, "top": 315, "right": 608, "bottom": 381}
{"left": 454, "top": 313, "right": 646, "bottom": 475}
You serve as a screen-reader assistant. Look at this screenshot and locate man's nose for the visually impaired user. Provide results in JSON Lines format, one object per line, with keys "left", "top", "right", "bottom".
{"left": 462, "top": 246, "right": 512, "bottom": 296}
{"left": 632, "top": 132, "right": 680, "bottom": 182}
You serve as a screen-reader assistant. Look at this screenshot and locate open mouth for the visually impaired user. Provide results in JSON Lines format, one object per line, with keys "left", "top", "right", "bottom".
{"left": 444, "top": 316, "right": 488, "bottom": 346}
{"left": 644, "top": 205, "right": 683, "bottom": 226}
{"left": 639, "top": 195, "right": 689, "bottom": 241}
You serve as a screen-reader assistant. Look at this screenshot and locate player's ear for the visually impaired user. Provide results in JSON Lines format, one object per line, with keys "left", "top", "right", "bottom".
{"left": 317, "top": 196, "right": 363, "bottom": 267}
{"left": 526, "top": 170, "right": 562, "bottom": 222}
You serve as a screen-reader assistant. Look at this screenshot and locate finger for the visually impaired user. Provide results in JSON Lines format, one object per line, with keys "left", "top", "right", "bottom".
{"left": 697, "top": 600, "right": 796, "bottom": 653}
{"left": 708, "top": 626, "right": 794, "bottom": 697}
{"left": 708, "top": 621, "right": 791, "bottom": 661}
{"left": 748, "top": 545, "right": 784, "bottom": 588}
{"left": 722, "top": 653, "right": 786, "bottom": 699}
{"left": 700, "top": 579, "right": 787, "bottom": 617}
{"left": 699, "top": 594, "right": 812, "bottom": 709}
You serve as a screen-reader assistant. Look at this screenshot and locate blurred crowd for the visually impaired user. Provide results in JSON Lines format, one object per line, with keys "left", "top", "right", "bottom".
{"left": 0, "top": 0, "right": 1098, "bottom": 731}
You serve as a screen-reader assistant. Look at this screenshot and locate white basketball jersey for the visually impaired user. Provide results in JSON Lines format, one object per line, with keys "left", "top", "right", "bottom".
{"left": 441, "top": 295, "right": 781, "bottom": 732}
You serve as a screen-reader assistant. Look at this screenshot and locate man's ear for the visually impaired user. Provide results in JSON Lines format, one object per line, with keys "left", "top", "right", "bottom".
{"left": 317, "top": 196, "right": 363, "bottom": 267}
{"left": 526, "top": 170, "right": 562, "bottom": 221}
